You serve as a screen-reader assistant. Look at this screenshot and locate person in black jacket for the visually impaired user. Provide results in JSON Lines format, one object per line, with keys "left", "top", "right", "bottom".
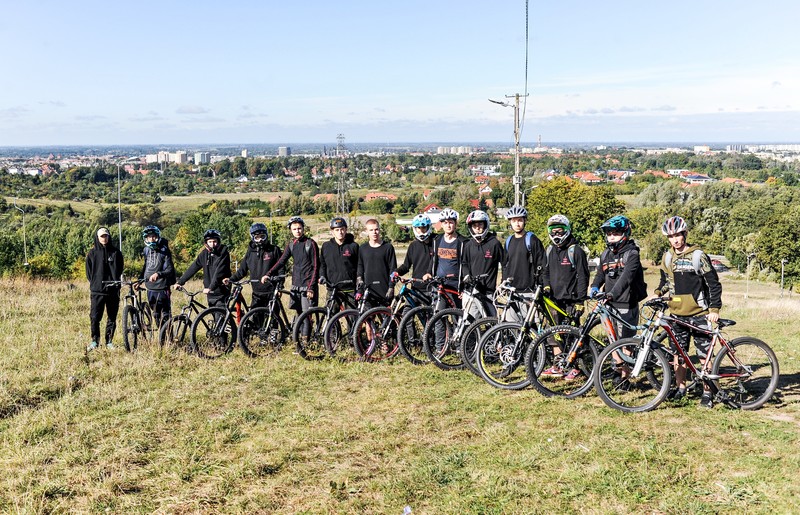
{"left": 176, "top": 229, "right": 231, "bottom": 307}
{"left": 501, "top": 205, "right": 547, "bottom": 292}
{"left": 357, "top": 218, "right": 397, "bottom": 307}
{"left": 85, "top": 227, "right": 124, "bottom": 351}
{"left": 461, "top": 210, "right": 504, "bottom": 316}
{"left": 140, "top": 225, "right": 176, "bottom": 328}
{"left": 224, "top": 223, "right": 282, "bottom": 309}
{"left": 391, "top": 213, "right": 435, "bottom": 289}
{"left": 264, "top": 216, "right": 320, "bottom": 316}
{"left": 319, "top": 217, "right": 358, "bottom": 303}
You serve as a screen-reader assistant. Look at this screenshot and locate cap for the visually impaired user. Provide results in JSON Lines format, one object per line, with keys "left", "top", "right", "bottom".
{"left": 97, "top": 228, "right": 110, "bottom": 237}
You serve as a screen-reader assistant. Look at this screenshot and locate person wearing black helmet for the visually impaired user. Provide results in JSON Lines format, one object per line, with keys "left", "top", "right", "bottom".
{"left": 85, "top": 227, "right": 124, "bottom": 351}
{"left": 319, "top": 217, "right": 359, "bottom": 301}
{"left": 140, "top": 225, "right": 176, "bottom": 329}
{"left": 223, "top": 222, "right": 282, "bottom": 309}
{"left": 262, "top": 216, "right": 320, "bottom": 319}
{"left": 176, "top": 229, "right": 231, "bottom": 307}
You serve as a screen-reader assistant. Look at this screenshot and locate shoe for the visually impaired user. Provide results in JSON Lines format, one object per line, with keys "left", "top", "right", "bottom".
{"left": 541, "top": 366, "right": 564, "bottom": 377}
{"left": 699, "top": 393, "right": 714, "bottom": 409}
{"left": 668, "top": 387, "right": 687, "bottom": 401}
{"left": 87, "top": 341, "right": 99, "bottom": 351}
{"left": 563, "top": 369, "right": 581, "bottom": 381}
{"left": 105, "top": 342, "right": 115, "bottom": 350}
{"left": 611, "top": 374, "right": 631, "bottom": 391}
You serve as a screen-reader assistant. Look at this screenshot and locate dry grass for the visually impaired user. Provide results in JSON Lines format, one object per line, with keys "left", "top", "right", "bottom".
{"left": 1, "top": 274, "right": 799, "bottom": 513}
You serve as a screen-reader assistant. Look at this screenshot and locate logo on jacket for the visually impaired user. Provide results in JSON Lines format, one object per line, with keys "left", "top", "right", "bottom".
{"left": 343, "top": 249, "right": 352, "bottom": 257}
{"left": 484, "top": 250, "right": 493, "bottom": 259}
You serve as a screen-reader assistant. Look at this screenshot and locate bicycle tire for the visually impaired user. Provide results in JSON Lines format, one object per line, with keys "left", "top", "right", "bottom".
{"left": 711, "top": 337, "right": 779, "bottom": 410}
{"left": 525, "top": 325, "right": 599, "bottom": 399}
{"left": 159, "top": 314, "right": 191, "bottom": 352}
{"left": 397, "top": 305, "right": 432, "bottom": 366}
{"left": 292, "top": 307, "right": 327, "bottom": 360}
{"left": 139, "top": 301, "right": 154, "bottom": 343}
{"left": 122, "top": 305, "right": 138, "bottom": 352}
{"left": 324, "top": 309, "right": 360, "bottom": 361}
{"left": 475, "top": 322, "right": 531, "bottom": 389}
{"left": 238, "top": 307, "right": 287, "bottom": 358}
{"left": 593, "top": 338, "right": 672, "bottom": 413}
{"left": 191, "top": 306, "right": 236, "bottom": 359}
{"left": 352, "top": 306, "right": 399, "bottom": 362}
{"left": 461, "top": 316, "right": 498, "bottom": 376}
{"left": 422, "top": 308, "right": 466, "bottom": 371}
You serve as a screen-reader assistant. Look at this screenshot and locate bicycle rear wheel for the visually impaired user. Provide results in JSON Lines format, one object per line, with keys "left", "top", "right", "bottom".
{"left": 292, "top": 307, "right": 327, "bottom": 360}
{"left": 476, "top": 322, "right": 531, "bottom": 390}
{"left": 191, "top": 307, "right": 236, "bottom": 359}
{"left": 712, "top": 337, "right": 779, "bottom": 410}
{"left": 159, "top": 314, "right": 191, "bottom": 352}
{"left": 525, "top": 325, "right": 598, "bottom": 399}
{"left": 324, "top": 309, "right": 359, "bottom": 361}
{"left": 352, "top": 307, "right": 399, "bottom": 362}
{"left": 122, "top": 305, "right": 138, "bottom": 352}
{"left": 239, "top": 307, "right": 287, "bottom": 358}
{"left": 398, "top": 305, "right": 432, "bottom": 365}
{"left": 593, "top": 338, "right": 672, "bottom": 413}
{"left": 461, "top": 316, "right": 498, "bottom": 376}
{"left": 422, "top": 308, "right": 466, "bottom": 371}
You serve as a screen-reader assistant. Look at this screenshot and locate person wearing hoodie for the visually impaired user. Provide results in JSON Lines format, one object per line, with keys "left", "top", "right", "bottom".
{"left": 391, "top": 213, "right": 435, "bottom": 289}
{"left": 654, "top": 215, "right": 722, "bottom": 407}
{"left": 140, "top": 225, "right": 176, "bottom": 328}
{"left": 356, "top": 218, "right": 397, "bottom": 307}
{"left": 85, "top": 227, "right": 124, "bottom": 351}
{"left": 461, "top": 209, "right": 504, "bottom": 316}
{"left": 319, "top": 217, "right": 359, "bottom": 303}
{"left": 263, "top": 216, "right": 320, "bottom": 317}
{"left": 176, "top": 229, "right": 231, "bottom": 308}
{"left": 223, "top": 223, "right": 282, "bottom": 309}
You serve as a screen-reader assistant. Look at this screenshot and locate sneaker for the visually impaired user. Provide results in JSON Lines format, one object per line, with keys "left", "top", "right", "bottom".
{"left": 699, "top": 393, "right": 714, "bottom": 409}
{"left": 105, "top": 342, "right": 115, "bottom": 350}
{"left": 541, "top": 366, "right": 564, "bottom": 377}
{"left": 668, "top": 387, "right": 687, "bottom": 401}
{"left": 611, "top": 374, "right": 631, "bottom": 391}
{"left": 563, "top": 369, "right": 581, "bottom": 381}
{"left": 86, "top": 341, "right": 99, "bottom": 352}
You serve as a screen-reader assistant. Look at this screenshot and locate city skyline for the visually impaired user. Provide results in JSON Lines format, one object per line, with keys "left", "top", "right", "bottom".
{"left": 1, "top": 0, "right": 798, "bottom": 146}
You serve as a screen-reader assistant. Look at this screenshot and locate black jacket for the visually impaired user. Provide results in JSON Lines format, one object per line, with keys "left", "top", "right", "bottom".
{"left": 86, "top": 235, "right": 124, "bottom": 294}
{"left": 230, "top": 241, "right": 283, "bottom": 295}
{"left": 461, "top": 233, "right": 505, "bottom": 293}
{"left": 395, "top": 237, "right": 435, "bottom": 282}
{"left": 591, "top": 239, "right": 648, "bottom": 308}
{"left": 268, "top": 236, "right": 320, "bottom": 291}
{"left": 178, "top": 244, "right": 232, "bottom": 295}
{"left": 546, "top": 236, "right": 590, "bottom": 302}
{"left": 502, "top": 231, "right": 547, "bottom": 291}
{"left": 320, "top": 234, "right": 359, "bottom": 286}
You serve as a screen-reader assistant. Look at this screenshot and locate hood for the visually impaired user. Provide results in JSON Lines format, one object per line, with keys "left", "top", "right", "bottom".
{"left": 331, "top": 233, "right": 356, "bottom": 245}
{"left": 93, "top": 233, "right": 118, "bottom": 251}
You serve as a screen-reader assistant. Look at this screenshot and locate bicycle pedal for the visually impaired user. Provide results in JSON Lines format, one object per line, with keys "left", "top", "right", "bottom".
{"left": 224, "top": 326, "right": 232, "bottom": 334}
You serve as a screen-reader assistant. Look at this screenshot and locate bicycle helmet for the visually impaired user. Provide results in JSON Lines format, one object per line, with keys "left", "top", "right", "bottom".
{"left": 600, "top": 215, "right": 632, "bottom": 250}
{"left": 661, "top": 215, "right": 688, "bottom": 236}
{"left": 438, "top": 208, "right": 459, "bottom": 222}
{"left": 547, "top": 214, "right": 572, "bottom": 246}
{"left": 203, "top": 228, "right": 222, "bottom": 242}
{"left": 287, "top": 216, "right": 305, "bottom": 228}
{"left": 411, "top": 214, "right": 432, "bottom": 241}
{"left": 250, "top": 222, "right": 268, "bottom": 243}
{"left": 330, "top": 217, "right": 347, "bottom": 229}
{"left": 466, "top": 210, "right": 490, "bottom": 242}
{"left": 142, "top": 225, "right": 161, "bottom": 249}
{"left": 504, "top": 205, "right": 528, "bottom": 220}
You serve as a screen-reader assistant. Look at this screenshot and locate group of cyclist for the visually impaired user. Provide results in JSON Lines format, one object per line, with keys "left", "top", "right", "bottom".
{"left": 87, "top": 205, "right": 722, "bottom": 407}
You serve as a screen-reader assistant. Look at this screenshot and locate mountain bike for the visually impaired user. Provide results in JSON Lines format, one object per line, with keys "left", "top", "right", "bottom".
{"left": 291, "top": 279, "right": 357, "bottom": 360}
{"left": 592, "top": 297, "right": 779, "bottom": 413}
{"left": 322, "top": 282, "right": 375, "bottom": 361}
{"left": 159, "top": 288, "right": 206, "bottom": 352}
{"left": 105, "top": 279, "right": 154, "bottom": 352}
{"left": 237, "top": 275, "right": 295, "bottom": 358}
{"left": 189, "top": 279, "right": 254, "bottom": 359}
{"left": 524, "top": 296, "right": 642, "bottom": 398}
{"left": 396, "top": 276, "right": 460, "bottom": 365}
{"left": 475, "top": 285, "right": 576, "bottom": 389}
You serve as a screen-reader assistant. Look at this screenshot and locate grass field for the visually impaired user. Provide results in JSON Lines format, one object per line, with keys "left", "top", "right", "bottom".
{"left": 1, "top": 272, "right": 799, "bottom": 513}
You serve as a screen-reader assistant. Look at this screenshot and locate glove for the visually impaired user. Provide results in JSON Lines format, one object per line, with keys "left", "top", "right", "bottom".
{"left": 390, "top": 271, "right": 400, "bottom": 282}
{"left": 318, "top": 276, "right": 327, "bottom": 285}
{"left": 543, "top": 285, "right": 552, "bottom": 296}
{"left": 355, "top": 292, "right": 363, "bottom": 301}
{"left": 590, "top": 287, "right": 599, "bottom": 299}
{"left": 463, "top": 274, "right": 471, "bottom": 284}
{"left": 573, "top": 304, "right": 585, "bottom": 314}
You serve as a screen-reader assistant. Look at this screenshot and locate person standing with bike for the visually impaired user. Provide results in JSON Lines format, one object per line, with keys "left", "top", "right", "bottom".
{"left": 319, "top": 217, "right": 359, "bottom": 302}
{"left": 655, "top": 216, "right": 722, "bottom": 407}
{"left": 391, "top": 213, "right": 435, "bottom": 288}
{"left": 357, "top": 218, "right": 397, "bottom": 307}
{"left": 461, "top": 209, "right": 504, "bottom": 317}
{"left": 432, "top": 208, "right": 468, "bottom": 309}
{"left": 502, "top": 205, "right": 547, "bottom": 292}
{"left": 224, "top": 223, "right": 282, "bottom": 309}
{"left": 176, "top": 229, "right": 231, "bottom": 308}
{"left": 140, "top": 225, "right": 176, "bottom": 329}
{"left": 85, "top": 227, "right": 124, "bottom": 351}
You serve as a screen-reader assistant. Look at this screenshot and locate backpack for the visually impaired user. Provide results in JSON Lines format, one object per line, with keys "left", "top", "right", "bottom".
{"left": 505, "top": 232, "right": 536, "bottom": 264}
{"left": 289, "top": 238, "right": 314, "bottom": 258}
{"left": 663, "top": 249, "right": 704, "bottom": 275}
{"left": 546, "top": 244, "right": 577, "bottom": 269}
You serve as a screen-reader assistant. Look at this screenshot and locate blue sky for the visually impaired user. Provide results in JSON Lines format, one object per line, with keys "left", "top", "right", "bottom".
{"left": 1, "top": 0, "right": 798, "bottom": 145}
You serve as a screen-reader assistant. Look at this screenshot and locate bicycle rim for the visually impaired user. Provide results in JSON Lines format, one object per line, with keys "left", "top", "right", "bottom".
{"left": 325, "top": 310, "right": 359, "bottom": 362}
{"left": 461, "top": 316, "right": 498, "bottom": 376}
{"left": 294, "top": 308, "right": 327, "bottom": 360}
{"left": 477, "top": 323, "right": 530, "bottom": 390}
{"left": 527, "top": 326, "right": 598, "bottom": 399}
{"left": 425, "top": 309, "right": 466, "bottom": 371}
{"left": 122, "top": 305, "right": 138, "bottom": 352}
{"left": 594, "top": 339, "right": 672, "bottom": 413}
{"left": 398, "top": 306, "right": 431, "bottom": 365}
{"left": 712, "top": 337, "right": 779, "bottom": 410}
{"left": 239, "top": 308, "right": 285, "bottom": 358}
{"left": 192, "top": 308, "right": 236, "bottom": 359}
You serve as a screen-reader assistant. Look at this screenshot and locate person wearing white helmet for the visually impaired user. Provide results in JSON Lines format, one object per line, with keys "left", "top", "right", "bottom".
{"left": 431, "top": 208, "right": 467, "bottom": 296}
{"left": 461, "top": 209, "right": 504, "bottom": 315}
{"left": 655, "top": 215, "right": 722, "bottom": 407}
{"left": 502, "top": 205, "right": 547, "bottom": 292}
{"left": 392, "top": 213, "right": 435, "bottom": 289}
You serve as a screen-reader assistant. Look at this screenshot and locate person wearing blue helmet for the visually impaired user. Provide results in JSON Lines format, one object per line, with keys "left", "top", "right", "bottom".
{"left": 140, "top": 225, "right": 176, "bottom": 328}
{"left": 391, "top": 213, "right": 435, "bottom": 289}
{"left": 590, "top": 215, "right": 647, "bottom": 340}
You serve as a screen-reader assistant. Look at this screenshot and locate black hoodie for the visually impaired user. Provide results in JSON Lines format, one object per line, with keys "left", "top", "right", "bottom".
{"left": 86, "top": 234, "right": 124, "bottom": 294}
{"left": 320, "top": 233, "right": 359, "bottom": 286}
{"left": 591, "top": 239, "right": 647, "bottom": 308}
{"left": 230, "top": 240, "right": 283, "bottom": 295}
{"left": 178, "top": 244, "right": 232, "bottom": 295}
{"left": 394, "top": 236, "right": 435, "bottom": 283}
{"left": 461, "top": 233, "right": 505, "bottom": 293}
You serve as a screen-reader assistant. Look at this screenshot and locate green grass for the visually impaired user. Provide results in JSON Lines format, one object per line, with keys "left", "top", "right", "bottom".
{"left": 1, "top": 274, "right": 799, "bottom": 513}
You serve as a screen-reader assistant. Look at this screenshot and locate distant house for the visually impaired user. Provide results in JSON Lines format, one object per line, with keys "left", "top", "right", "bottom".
{"left": 682, "top": 173, "right": 715, "bottom": 185}
{"left": 478, "top": 184, "right": 493, "bottom": 196}
{"left": 572, "top": 171, "right": 603, "bottom": 184}
{"left": 364, "top": 192, "right": 398, "bottom": 202}
{"left": 644, "top": 170, "right": 671, "bottom": 179}
{"left": 721, "top": 177, "right": 751, "bottom": 187}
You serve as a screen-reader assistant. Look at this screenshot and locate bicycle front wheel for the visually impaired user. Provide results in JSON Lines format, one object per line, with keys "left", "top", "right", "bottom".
{"left": 593, "top": 338, "right": 672, "bottom": 413}
{"left": 398, "top": 305, "right": 432, "bottom": 366}
{"left": 525, "top": 325, "right": 598, "bottom": 399}
{"left": 712, "top": 337, "right": 779, "bottom": 410}
{"left": 352, "top": 307, "right": 399, "bottom": 362}
{"left": 122, "top": 305, "right": 138, "bottom": 352}
{"left": 461, "top": 316, "right": 498, "bottom": 376}
{"left": 324, "top": 309, "right": 359, "bottom": 361}
{"left": 422, "top": 308, "right": 466, "bottom": 371}
{"left": 159, "top": 314, "right": 191, "bottom": 352}
{"left": 239, "top": 307, "right": 287, "bottom": 358}
{"left": 476, "top": 322, "right": 531, "bottom": 390}
{"left": 292, "top": 307, "right": 327, "bottom": 360}
{"left": 191, "top": 307, "right": 236, "bottom": 359}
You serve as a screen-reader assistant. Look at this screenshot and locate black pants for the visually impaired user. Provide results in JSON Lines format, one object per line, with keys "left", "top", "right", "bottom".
{"left": 90, "top": 290, "right": 120, "bottom": 344}
{"left": 147, "top": 289, "right": 172, "bottom": 327}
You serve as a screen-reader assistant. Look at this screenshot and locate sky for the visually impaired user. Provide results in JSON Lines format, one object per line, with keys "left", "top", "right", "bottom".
{"left": 1, "top": 0, "right": 799, "bottom": 146}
